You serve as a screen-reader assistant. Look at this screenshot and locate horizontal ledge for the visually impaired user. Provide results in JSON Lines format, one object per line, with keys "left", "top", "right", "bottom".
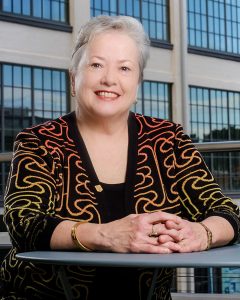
{"left": 194, "top": 141, "right": 240, "bottom": 152}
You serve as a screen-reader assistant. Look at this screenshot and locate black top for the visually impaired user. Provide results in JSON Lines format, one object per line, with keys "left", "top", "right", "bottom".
{"left": 93, "top": 183, "right": 139, "bottom": 300}
{"left": 101, "top": 182, "right": 126, "bottom": 221}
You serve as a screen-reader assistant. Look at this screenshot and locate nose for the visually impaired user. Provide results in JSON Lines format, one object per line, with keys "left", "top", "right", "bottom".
{"left": 100, "top": 66, "right": 117, "bottom": 86}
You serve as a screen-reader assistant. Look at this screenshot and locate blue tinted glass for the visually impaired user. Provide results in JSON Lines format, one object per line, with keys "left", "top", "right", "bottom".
{"left": 13, "top": 88, "right": 22, "bottom": 108}
{"left": 33, "top": 0, "right": 42, "bottom": 17}
{"left": 43, "top": 70, "right": 52, "bottom": 90}
{"left": 43, "top": 0, "right": 51, "bottom": 19}
{"left": 208, "top": 0, "right": 214, "bottom": 16}
{"left": 133, "top": 0, "right": 140, "bottom": 17}
{"left": 149, "top": 21, "right": 156, "bottom": 39}
{"left": 52, "top": 0, "right": 60, "bottom": 21}
{"left": 61, "top": 72, "right": 66, "bottom": 90}
{"left": 3, "top": 87, "right": 12, "bottom": 106}
{"left": 13, "top": 0, "right": 21, "bottom": 14}
{"left": 34, "top": 90, "right": 43, "bottom": 110}
{"left": 2, "top": 0, "right": 12, "bottom": 12}
{"left": 102, "top": 0, "right": 110, "bottom": 11}
{"left": 61, "top": 93, "right": 67, "bottom": 111}
{"left": 149, "top": 2, "right": 155, "bottom": 20}
{"left": 126, "top": 0, "right": 133, "bottom": 15}
{"left": 201, "top": 0, "right": 206, "bottom": 13}
{"left": 52, "top": 71, "right": 60, "bottom": 90}
{"left": 92, "top": 0, "right": 101, "bottom": 10}
{"left": 151, "top": 82, "right": 157, "bottom": 101}
{"left": 119, "top": 1, "right": 126, "bottom": 14}
{"left": 23, "top": 89, "right": 32, "bottom": 109}
{"left": 22, "top": 0, "right": 31, "bottom": 15}
{"left": 60, "top": 2, "right": 66, "bottom": 22}
{"left": 142, "top": 1, "right": 149, "bottom": 19}
{"left": 188, "top": 0, "right": 195, "bottom": 12}
{"left": 44, "top": 91, "right": 52, "bottom": 110}
{"left": 23, "top": 67, "right": 31, "bottom": 88}
{"left": 34, "top": 69, "right": 43, "bottom": 89}
{"left": 143, "top": 81, "right": 150, "bottom": 99}
{"left": 219, "top": 2, "right": 225, "bottom": 18}
{"left": 156, "top": 22, "right": 163, "bottom": 40}
{"left": 53, "top": 92, "right": 61, "bottom": 111}
{"left": 13, "top": 66, "right": 22, "bottom": 87}
{"left": 3, "top": 65, "right": 12, "bottom": 86}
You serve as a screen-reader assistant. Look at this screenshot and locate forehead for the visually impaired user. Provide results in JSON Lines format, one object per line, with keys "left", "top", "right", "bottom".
{"left": 87, "top": 30, "right": 139, "bottom": 60}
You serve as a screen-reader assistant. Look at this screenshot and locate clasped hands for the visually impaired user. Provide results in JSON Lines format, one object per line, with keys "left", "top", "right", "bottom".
{"left": 100, "top": 211, "right": 208, "bottom": 254}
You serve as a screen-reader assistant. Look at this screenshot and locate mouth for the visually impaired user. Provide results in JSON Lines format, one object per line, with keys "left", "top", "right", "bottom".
{"left": 95, "top": 90, "right": 120, "bottom": 100}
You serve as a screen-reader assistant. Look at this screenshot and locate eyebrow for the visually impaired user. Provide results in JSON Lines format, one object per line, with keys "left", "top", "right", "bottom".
{"left": 90, "top": 56, "right": 134, "bottom": 64}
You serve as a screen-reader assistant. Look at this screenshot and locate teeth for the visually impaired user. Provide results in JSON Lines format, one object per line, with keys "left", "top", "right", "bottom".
{"left": 97, "top": 91, "right": 118, "bottom": 98}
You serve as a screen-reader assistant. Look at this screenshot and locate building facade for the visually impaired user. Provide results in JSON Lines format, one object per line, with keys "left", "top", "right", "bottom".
{"left": 0, "top": 0, "right": 240, "bottom": 295}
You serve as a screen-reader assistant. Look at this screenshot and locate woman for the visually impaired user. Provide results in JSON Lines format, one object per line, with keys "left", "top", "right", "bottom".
{"left": 1, "top": 15, "right": 240, "bottom": 300}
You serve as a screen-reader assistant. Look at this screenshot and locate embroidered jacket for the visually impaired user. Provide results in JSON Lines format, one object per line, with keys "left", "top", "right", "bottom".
{"left": 1, "top": 112, "right": 240, "bottom": 300}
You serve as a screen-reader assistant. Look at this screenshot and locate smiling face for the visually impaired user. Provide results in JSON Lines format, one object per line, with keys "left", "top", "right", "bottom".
{"left": 72, "top": 30, "right": 140, "bottom": 121}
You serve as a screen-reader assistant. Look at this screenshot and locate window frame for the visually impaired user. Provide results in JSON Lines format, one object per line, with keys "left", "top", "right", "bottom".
{"left": 90, "top": 0, "right": 173, "bottom": 49}
{"left": 0, "top": 0, "right": 72, "bottom": 32}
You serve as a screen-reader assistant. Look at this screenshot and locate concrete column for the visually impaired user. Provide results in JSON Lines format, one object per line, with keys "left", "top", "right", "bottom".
{"left": 170, "top": 0, "right": 189, "bottom": 133}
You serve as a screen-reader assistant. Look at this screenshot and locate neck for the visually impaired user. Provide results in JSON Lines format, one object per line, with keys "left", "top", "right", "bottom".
{"left": 76, "top": 109, "right": 130, "bottom": 136}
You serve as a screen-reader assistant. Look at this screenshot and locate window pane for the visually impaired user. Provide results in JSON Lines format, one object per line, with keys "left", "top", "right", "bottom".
{"left": 132, "top": 81, "right": 170, "bottom": 120}
{"left": 90, "top": 0, "right": 170, "bottom": 42}
{"left": 22, "top": 0, "right": 31, "bottom": 15}
{"left": 1, "top": 0, "right": 68, "bottom": 23}
{"left": 187, "top": 0, "right": 240, "bottom": 55}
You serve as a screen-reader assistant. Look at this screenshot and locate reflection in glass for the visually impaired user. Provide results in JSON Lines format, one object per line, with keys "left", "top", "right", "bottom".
{"left": 91, "top": 0, "right": 170, "bottom": 42}
{"left": 3, "top": 65, "right": 12, "bottom": 86}
{"left": 188, "top": 0, "right": 240, "bottom": 54}
{"left": 34, "top": 69, "right": 43, "bottom": 89}
{"left": 190, "top": 86, "right": 240, "bottom": 142}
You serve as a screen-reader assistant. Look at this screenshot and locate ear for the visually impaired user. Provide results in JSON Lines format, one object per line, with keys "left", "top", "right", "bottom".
{"left": 69, "top": 71, "right": 76, "bottom": 97}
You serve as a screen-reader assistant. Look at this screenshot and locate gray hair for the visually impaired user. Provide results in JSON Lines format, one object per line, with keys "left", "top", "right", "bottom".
{"left": 70, "top": 15, "right": 150, "bottom": 81}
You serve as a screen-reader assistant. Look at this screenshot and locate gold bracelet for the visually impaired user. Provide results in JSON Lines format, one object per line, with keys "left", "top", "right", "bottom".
{"left": 71, "top": 221, "right": 93, "bottom": 252}
{"left": 199, "top": 222, "right": 213, "bottom": 250}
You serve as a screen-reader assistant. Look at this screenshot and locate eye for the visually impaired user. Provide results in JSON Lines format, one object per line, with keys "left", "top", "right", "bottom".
{"left": 90, "top": 63, "right": 102, "bottom": 69}
{"left": 121, "top": 66, "right": 130, "bottom": 72}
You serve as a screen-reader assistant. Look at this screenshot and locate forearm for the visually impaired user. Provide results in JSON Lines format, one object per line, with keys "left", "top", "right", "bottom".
{"left": 50, "top": 220, "right": 103, "bottom": 250}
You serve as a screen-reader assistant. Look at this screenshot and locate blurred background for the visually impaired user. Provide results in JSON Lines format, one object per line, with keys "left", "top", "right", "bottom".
{"left": 0, "top": 0, "right": 240, "bottom": 298}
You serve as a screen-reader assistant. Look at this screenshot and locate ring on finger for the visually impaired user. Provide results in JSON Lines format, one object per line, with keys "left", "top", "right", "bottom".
{"left": 149, "top": 224, "right": 160, "bottom": 238}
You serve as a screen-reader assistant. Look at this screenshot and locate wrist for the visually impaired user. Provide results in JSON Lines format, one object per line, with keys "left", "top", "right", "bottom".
{"left": 71, "top": 222, "right": 93, "bottom": 251}
{"left": 199, "top": 222, "right": 213, "bottom": 250}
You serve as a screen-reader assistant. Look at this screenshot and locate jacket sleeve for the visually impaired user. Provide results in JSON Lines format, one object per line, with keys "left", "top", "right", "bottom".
{"left": 174, "top": 124, "right": 240, "bottom": 243}
{"left": 4, "top": 130, "right": 62, "bottom": 251}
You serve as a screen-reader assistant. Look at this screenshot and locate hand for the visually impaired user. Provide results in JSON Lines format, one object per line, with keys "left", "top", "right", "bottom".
{"left": 160, "top": 219, "right": 208, "bottom": 253}
{"left": 98, "top": 212, "right": 182, "bottom": 253}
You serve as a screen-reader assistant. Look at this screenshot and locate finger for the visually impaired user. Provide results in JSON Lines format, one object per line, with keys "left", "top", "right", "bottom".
{"left": 145, "top": 211, "right": 182, "bottom": 225}
{"left": 158, "top": 234, "right": 174, "bottom": 244}
{"left": 165, "top": 220, "right": 182, "bottom": 230}
{"left": 159, "top": 241, "right": 181, "bottom": 252}
{"left": 159, "top": 228, "right": 183, "bottom": 242}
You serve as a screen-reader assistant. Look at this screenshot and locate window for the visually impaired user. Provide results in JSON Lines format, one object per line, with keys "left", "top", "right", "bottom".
{"left": 91, "top": 0, "right": 170, "bottom": 43}
{"left": 190, "top": 86, "right": 240, "bottom": 142}
{"left": 187, "top": 0, "right": 240, "bottom": 55}
{"left": 203, "top": 151, "right": 240, "bottom": 192}
{"left": 1, "top": 0, "right": 69, "bottom": 23}
{"left": 134, "top": 81, "right": 171, "bottom": 120}
{"left": 0, "top": 63, "right": 69, "bottom": 205}
{"left": 190, "top": 86, "right": 240, "bottom": 192}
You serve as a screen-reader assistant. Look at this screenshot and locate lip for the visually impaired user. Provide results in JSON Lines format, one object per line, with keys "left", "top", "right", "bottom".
{"left": 94, "top": 90, "right": 120, "bottom": 100}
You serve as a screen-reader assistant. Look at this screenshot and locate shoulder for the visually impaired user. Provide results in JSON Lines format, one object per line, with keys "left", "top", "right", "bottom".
{"left": 132, "top": 112, "right": 182, "bottom": 135}
{"left": 15, "top": 112, "right": 75, "bottom": 144}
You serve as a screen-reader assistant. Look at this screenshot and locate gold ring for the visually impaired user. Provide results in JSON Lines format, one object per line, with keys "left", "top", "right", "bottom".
{"left": 149, "top": 224, "right": 159, "bottom": 237}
